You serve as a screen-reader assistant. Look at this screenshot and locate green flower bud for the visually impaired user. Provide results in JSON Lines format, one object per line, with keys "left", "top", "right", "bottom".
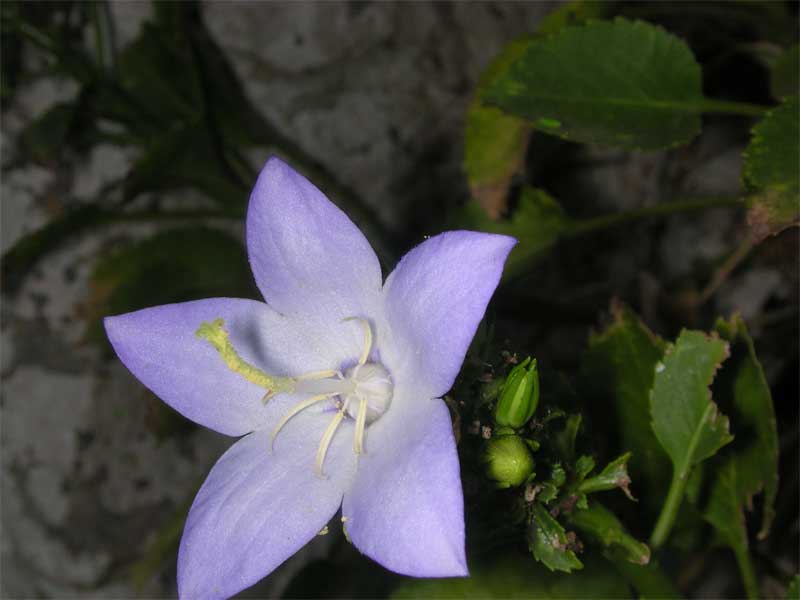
{"left": 485, "top": 435, "right": 535, "bottom": 488}
{"left": 494, "top": 357, "right": 539, "bottom": 428}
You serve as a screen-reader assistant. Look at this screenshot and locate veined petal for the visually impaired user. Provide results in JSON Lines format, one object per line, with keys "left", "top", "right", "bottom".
{"left": 383, "top": 231, "right": 516, "bottom": 398}
{"left": 178, "top": 418, "right": 354, "bottom": 599}
{"left": 246, "top": 157, "right": 383, "bottom": 325}
{"left": 104, "top": 298, "right": 361, "bottom": 436}
{"left": 342, "top": 398, "right": 467, "bottom": 578}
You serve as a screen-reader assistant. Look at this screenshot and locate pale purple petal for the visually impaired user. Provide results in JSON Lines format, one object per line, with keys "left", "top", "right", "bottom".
{"left": 342, "top": 398, "right": 467, "bottom": 577}
{"left": 246, "top": 157, "right": 383, "bottom": 324}
{"left": 382, "top": 231, "right": 516, "bottom": 398}
{"left": 104, "top": 298, "right": 362, "bottom": 436}
{"left": 178, "top": 416, "right": 355, "bottom": 599}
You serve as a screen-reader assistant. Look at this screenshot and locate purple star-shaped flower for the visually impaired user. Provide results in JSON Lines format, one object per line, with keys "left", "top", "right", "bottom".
{"left": 105, "top": 157, "right": 515, "bottom": 598}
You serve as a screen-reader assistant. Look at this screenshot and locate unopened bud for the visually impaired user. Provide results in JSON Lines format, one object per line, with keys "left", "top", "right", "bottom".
{"left": 485, "top": 435, "right": 535, "bottom": 488}
{"left": 495, "top": 357, "right": 539, "bottom": 428}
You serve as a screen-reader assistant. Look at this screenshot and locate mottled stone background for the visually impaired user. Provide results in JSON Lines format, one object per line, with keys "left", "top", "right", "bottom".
{"left": 1, "top": 2, "right": 559, "bottom": 597}
{"left": 2, "top": 1, "right": 797, "bottom": 598}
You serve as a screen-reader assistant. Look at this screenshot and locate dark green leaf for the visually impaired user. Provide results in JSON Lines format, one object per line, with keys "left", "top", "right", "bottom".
{"left": 567, "top": 502, "right": 650, "bottom": 565}
{"left": 770, "top": 44, "right": 799, "bottom": 100}
{"left": 125, "top": 125, "right": 249, "bottom": 207}
{"left": 650, "top": 330, "right": 732, "bottom": 474}
{"left": 451, "top": 187, "right": 573, "bottom": 278}
{"left": 703, "top": 316, "right": 779, "bottom": 543}
{"left": 87, "top": 227, "right": 257, "bottom": 343}
{"left": 391, "top": 555, "right": 629, "bottom": 599}
{"left": 580, "top": 303, "right": 670, "bottom": 505}
{"left": 743, "top": 95, "right": 800, "bottom": 240}
{"left": 528, "top": 503, "right": 583, "bottom": 572}
{"left": 18, "top": 102, "right": 78, "bottom": 162}
{"left": 484, "top": 18, "right": 705, "bottom": 150}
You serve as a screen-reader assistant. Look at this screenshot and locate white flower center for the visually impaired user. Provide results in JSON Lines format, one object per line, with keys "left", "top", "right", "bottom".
{"left": 195, "top": 316, "right": 392, "bottom": 478}
{"left": 270, "top": 318, "right": 393, "bottom": 476}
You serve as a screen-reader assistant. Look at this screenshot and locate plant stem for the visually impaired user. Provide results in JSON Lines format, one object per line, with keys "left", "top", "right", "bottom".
{"left": 695, "top": 98, "right": 769, "bottom": 117}
{"left": 733, "top": 544, "right": 759, "bottom": 600}
{"left": 698, "top": 237, "right": 755, "bottom": 303}
{"left": 566, "top": 196, "right": 746, "bottom": 238}
{"left": 650, "top": 468, "right": 688, "bottom": 549}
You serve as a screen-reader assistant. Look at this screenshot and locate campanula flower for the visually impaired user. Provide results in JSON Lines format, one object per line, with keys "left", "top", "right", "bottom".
{"left": 105, "top": 157, "right": 515, "bottom": 598}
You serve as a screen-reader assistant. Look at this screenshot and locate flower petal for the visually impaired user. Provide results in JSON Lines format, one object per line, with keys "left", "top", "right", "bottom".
{"left": 342, "top": 398, "right": 467, "bottom": 577}
{"left": 383, "top": 231, "right": 516, "bottom": 398}
{"left": 105, "top": 298, "right": 361, "bottom": 436}
{"left": 178, "top": 417, "right": 354, "bottom": 599}
{"left": 246, "top": 157, "right": 383, "bottom": 324}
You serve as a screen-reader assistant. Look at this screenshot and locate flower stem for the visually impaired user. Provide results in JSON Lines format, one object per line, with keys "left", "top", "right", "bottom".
{"left": 649, "top": 468, "right": 688, "bottom": 550}
{"left": 566, "top": 196, "right": 746, "bottom": 238}
{"left": 733, "top": 544, "right": 759, "bottom": 600}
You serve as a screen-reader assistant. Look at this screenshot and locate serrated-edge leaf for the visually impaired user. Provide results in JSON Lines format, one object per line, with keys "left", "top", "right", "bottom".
{"left": 484, "top": 18, "right": 704, "bottom": 150}
{"left": 650, "top": 330, "right": 732, "bottom": 475}
{"left": 529, "top": 503, "right": 584, "bottom": 573}
{"left": 743, "top": 95, "right": 800, "bottom": 240}
{"left": 712, "top": 315, "right": 779, "bottom": 539}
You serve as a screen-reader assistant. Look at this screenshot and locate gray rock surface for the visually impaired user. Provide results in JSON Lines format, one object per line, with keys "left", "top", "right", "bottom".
{"left": 1, "top": 2, "right": 557, "bottom": 597}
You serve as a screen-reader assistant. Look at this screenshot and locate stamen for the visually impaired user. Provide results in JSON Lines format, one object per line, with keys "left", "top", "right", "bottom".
{"left": 271, "top": 393, "right": 336, "bottom": 450}
{"left": 315, "top": 410, "right": 345, "bottom": 477}
{"left": 344, "top": 317, "right": 373, "bottom": 366}
{"left": 353, "top": 397, "right": 368, "bottom": 454}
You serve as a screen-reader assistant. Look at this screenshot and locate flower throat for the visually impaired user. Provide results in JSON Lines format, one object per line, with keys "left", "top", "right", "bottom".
{"left": 195, "top": 318, "right": 393, "bottom": 476}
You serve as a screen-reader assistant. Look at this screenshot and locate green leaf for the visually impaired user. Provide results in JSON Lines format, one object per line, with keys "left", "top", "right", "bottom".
{"left": 567, "top": 502, "right": 650, "bottom": 565}
{"left": 528, "top": 503, "right": 583, "bottom": 572}
{"left": 651, "top": 330, "right": 732, "bottom": 473}
{"left": 697, "top": 316, "right": 779, "bottom": 597}
{"left": 391, "top": 555, "right": 629, "bottom": 599}
{"left": 649, "top": 330, "right": 732, "bottom": 547}
{"left": 451, "top": 187, "right": 573, "bottom": 278}
{"left": 771, "top": 44, "right": 799, "bottom": 100}
{"left": 711, "top": 316, "right": 779, "bottom": 539}
{"left": 464, "top": 38, "right": 531, "bottom": 218}
{"left": 87, "top": 227, "right": 257, "bottom": 343}
{"left": 743, "top": 95, "right": 800, "bottom": 240}
{"left": 484, "top": 18, "right": 705, "bottom": 150}
{"left": 578, "top": 453, "right": 634, "bottom": 500}
{"left": 580, "top": 303, "right": 670, "bottom": 506}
